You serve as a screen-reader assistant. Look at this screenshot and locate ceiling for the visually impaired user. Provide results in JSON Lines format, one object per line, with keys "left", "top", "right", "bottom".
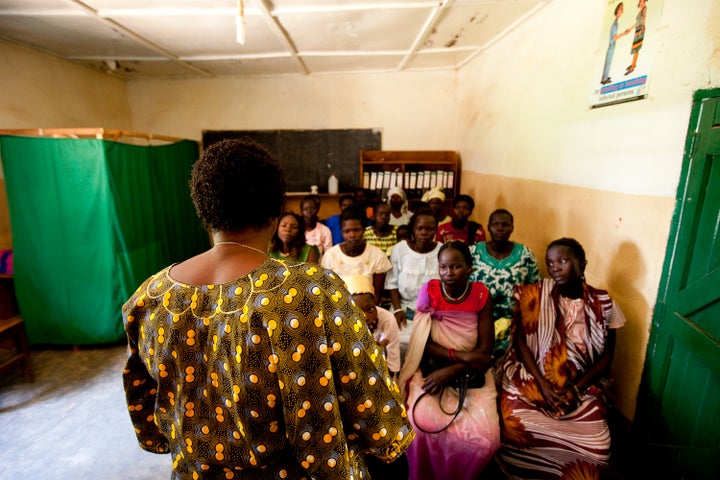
{"left": 0, "top": 0, "right": 548, "bottom": 79}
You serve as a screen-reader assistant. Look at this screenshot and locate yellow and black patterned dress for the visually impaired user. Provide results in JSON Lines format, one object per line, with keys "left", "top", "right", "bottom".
{"left": 123, "top": 258, "right": 414, "bottom": 480}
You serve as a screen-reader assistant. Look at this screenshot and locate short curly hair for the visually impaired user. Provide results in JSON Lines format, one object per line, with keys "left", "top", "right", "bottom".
{"left": 190, "top": 138, "right": 286, "bottom": 232}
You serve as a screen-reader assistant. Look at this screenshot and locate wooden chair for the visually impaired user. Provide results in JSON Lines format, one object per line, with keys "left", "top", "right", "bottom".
{"left": 0, "top": 316, "right": 34, "bottom": 381}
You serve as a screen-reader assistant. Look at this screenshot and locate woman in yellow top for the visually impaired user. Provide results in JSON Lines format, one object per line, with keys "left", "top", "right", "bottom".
{"left": 122, "top": 139, "right": 413, "bottom": 480}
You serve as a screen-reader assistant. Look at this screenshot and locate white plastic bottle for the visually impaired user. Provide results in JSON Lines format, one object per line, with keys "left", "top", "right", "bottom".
{"left": 328, "top": 173, "right": 339, "bottom": 194}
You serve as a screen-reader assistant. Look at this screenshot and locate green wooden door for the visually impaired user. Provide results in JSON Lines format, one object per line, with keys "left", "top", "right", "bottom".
{"left": 636, "top": 89, "right": 720, "bottom": 478}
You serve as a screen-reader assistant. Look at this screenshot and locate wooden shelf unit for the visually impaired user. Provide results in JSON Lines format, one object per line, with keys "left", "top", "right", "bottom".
{"left": 359, "top": 150, "right": 460, "bottom": 203}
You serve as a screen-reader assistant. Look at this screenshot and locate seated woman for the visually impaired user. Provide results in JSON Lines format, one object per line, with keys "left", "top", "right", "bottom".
{"left": 268, "top": 211, "right": 320, "bottom": 263}
{"left": 385, "top": 208, "right": 442, "bottom": 359}
{"left": 325, "top": 193, "right": 356, "bottom": 245}
{"left": 436, "top": 194, "right": 486, "bottom": 245}
{"left": 399, "top": 241, "right": 500, "bottom": 480}
{"left": 301, "top": 194, "right": 332, "bottom": 255}
{"left": 469, "top": 208, "right": 539, "bottom": 358}
{"left": 321, "top": 207, "right": 392, "bottom": 299}
{"left": 363, "top": 203, "right": 398, "bottom": 257}
{"left": 497, "top": 237, "right": 626, "bottom": 480}
{"left": 421, "top": 186, "right": 451, "bottom": 227}
{"left": 387, "top": 186, "right": 412, "bottom": 226}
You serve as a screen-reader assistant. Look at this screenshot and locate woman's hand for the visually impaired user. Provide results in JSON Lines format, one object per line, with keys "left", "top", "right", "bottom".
{"left": 456, "top": 350, "right": 493, "bottom": 371}
{"left": 421, "top": 366, "right": 456, "bottom": 395}
{"left": 537, "top": 379, "right": 572, "bottom": 417}
{"left": 394, "top": 310, "right": 406, "bottom": 328}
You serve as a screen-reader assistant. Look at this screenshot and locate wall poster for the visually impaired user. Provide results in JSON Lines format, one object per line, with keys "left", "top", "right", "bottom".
{"left": 590, "top": 0, "right": 664, "bottom": 108}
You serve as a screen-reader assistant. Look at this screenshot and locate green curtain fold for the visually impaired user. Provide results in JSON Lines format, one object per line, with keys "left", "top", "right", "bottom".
{"left": 0, "top": 136, "right": 209, "bottom": 345}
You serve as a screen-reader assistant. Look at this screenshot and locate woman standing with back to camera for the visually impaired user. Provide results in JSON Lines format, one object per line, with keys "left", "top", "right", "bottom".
{"left": 122, "top": 139, "right": 413, "bottom": 480}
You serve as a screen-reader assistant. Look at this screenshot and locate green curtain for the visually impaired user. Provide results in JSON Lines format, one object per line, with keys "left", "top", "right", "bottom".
{"left": 0, "top": 136, "right": 209, "bottom": 345}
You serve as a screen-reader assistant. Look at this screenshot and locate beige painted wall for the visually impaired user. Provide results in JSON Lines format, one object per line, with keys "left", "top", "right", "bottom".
{"left": 455, "top": 0, "right": 719, "bottom": 419}
{"left": 125, "top": 72, "right": 459, "bottom": 149}
{"left": 457, "top": 0, "right": 720, "bottom": 196}
{"left": 0, "top": 41, "right": 131, "bottom": 132}
{"left": 462, "top": 171, "right": 674, "bottom": 418}
{"left": 0, "top": 41, "right": 132, "bottom": 249}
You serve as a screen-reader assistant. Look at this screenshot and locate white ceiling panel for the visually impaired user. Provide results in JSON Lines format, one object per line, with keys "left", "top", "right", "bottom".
{"left": 108, "top": 12, "right": 288, "bottom": 57}
{"left": 302, "top": 53, "right": 407, "bottom": 74}
{"left": 0, "top": 0, "right": 549, "bottom": 78}
{"left": 191, "top": 56, "right": 307, "bottom": 76}
{"left": 277, "top": 8, "right": 432, "bottom": 52}
{"left": 425, "top": 1, "right": 543, "bottom": 50}
{"left": 0, "top": 15, "right": 159, "bottom": 58}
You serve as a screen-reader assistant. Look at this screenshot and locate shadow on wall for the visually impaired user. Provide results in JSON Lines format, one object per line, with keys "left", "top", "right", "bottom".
{"left": 606, "top": 240, "right": 650, "bottom": 420}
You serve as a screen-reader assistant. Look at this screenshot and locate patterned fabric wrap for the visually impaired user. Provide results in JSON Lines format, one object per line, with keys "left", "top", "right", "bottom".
{"left": 400, "top": 280, "right": 500, "bottom": 480}
{"left": 435, "top": 221, "right": 486, "bottom": 245}
{"left": 123, "top": 258, "right": 414, "bottom": 480}
{"left": 363, "top": 225, "right": 398, "bottom": 256}
{"left": 497, "top": 278, "right": 617, "bottom": 480}
{"left": 469, "top": 242, "right": 540, "bottom": 357}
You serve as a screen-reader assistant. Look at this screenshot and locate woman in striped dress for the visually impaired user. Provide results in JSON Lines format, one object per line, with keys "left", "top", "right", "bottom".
{"left": 497, "top": 238, "right": 626, "bottom": 479}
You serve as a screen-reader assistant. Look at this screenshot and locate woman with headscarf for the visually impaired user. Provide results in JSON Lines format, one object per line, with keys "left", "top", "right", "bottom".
{"left": 421, "top": 186, "right": 451, "bottom": 227}
{"left": 387, "top": 186, "right": 412, "bottom": 226}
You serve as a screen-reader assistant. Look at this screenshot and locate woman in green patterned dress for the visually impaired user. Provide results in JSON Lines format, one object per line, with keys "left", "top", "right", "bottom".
{"left": 122, "top": 139, "right": 413, "bottom": 480}
{"left": 469, "top": 209, "right": 539, "bottom": 358}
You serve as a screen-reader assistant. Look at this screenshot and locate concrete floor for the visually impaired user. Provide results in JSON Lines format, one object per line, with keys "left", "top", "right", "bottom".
{"left": 0, "top": 343, "right": 171, "bottom": 480}
{"left": 1, "top": 342, "right": 637, "bottom": 480}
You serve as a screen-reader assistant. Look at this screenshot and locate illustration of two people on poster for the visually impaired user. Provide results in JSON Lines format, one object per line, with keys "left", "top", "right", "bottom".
{"left": 600, "top": 0, "right": 648, "bottom": 85}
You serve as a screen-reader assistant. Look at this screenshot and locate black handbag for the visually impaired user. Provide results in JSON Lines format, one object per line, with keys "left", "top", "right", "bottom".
{"left": 419, "top": 356, "right": 485, "bottom": 389}
{"left": 412, "top": 356, "right": 485, "bottom": 434}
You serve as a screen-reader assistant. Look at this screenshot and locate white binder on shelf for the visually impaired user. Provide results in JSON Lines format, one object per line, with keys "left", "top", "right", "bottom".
{"left": 382, "top": 171, "right": 392, "bottom": 189}
{"left": 370, "top": 171, "right": 378, "bottom": 191}
{"left": 422, "top": 170, "right": 432, "bottom": 189}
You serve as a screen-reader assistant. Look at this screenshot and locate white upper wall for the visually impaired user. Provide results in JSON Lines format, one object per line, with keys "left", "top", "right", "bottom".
{"left": 457, "top": 0, "right": 720, "bottom": 197}
{"left": 126, "top": 72, "right": 459, "bottom": 151}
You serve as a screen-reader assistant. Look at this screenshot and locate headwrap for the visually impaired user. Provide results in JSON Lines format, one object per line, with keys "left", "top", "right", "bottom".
{"left": 421, "top": 186, "right": 445, "bottom": 203}
{"left": 344, "top": 275, "right": 375, "bottom": 297}
{"left": 386, "top": 186, "right": 409, "bottom": 215}
{"left": 386, "top": 186, "right": 406, "bottom": 202}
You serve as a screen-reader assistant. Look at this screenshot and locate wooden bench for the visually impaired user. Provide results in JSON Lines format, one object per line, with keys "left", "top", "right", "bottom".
{"left": 0, "top": 315, "right": 34, "bottom": 381}
{"left": 0, "top": 273, "right": 34, "bottom": 381}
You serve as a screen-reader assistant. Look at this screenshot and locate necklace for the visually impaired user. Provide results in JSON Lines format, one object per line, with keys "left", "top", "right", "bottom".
{"left": 442, "top": 282, "right": 470, "bottom": 302}
{"left": 214, "top": 241, "right": 267, "bottom": 256}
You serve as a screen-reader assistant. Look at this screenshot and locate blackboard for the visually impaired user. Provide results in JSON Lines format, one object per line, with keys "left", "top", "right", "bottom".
{"left": 202, "top": 129, "right": 382, "bottom": 193}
